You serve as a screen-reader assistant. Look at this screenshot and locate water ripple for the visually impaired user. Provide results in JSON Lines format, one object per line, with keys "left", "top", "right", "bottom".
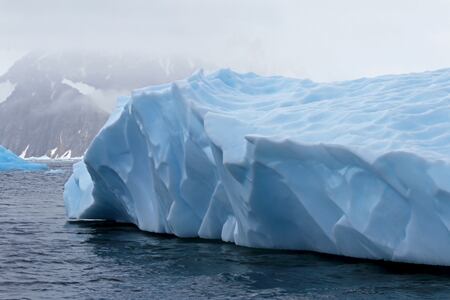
{"left": 2, "top": 161, "right": 450, "bottom": 299}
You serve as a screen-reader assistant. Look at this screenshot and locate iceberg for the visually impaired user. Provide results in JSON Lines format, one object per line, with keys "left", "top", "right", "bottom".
{"left": 64, "top": 68, "right": 450, "bottom": 266}
{"left": 0, "top": 145, "right": 48, "bottom": 171}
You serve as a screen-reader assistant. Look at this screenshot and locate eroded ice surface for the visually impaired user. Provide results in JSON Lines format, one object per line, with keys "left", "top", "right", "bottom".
{"left": 0, "top": 146, "right": 47, "bottom": 171}
{"left": 65, "top": 69, "right": 450, "bottom": 265}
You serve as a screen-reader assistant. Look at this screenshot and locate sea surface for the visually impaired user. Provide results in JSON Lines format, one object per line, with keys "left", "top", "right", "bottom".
{"left": 2, "top": 161, "right": 450, "bottom": 299}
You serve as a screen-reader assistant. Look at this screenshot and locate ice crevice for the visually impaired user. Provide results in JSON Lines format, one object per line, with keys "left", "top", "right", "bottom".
{"left": 65, "top": 68, "right": 450, "bottom": 265}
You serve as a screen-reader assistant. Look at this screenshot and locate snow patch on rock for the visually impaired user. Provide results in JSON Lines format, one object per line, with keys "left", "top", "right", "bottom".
{"left": 0, "top": 80, "right": 16, "bottom": 104}
{"left": 62, "top": 78, "right": 131, "bottom": 112}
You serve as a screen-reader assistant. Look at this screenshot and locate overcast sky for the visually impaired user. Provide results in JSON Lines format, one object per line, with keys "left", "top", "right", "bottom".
{"left": 1, "top": 0, "right": 450, "bottom": 81}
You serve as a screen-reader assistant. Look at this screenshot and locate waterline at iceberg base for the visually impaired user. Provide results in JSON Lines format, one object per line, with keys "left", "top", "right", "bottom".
{"left": 64, "top": 69, "right": 450, "bottom": 266}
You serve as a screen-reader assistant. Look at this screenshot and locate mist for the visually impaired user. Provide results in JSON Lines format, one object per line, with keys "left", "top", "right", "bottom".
{"left": 1, "top": 0, "right": 450, "bottom": 81}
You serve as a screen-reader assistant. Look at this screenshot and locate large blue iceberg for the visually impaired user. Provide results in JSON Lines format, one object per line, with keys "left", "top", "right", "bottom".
{"left": 0, "top": 146, "right": 47, "bottom": 171}
{"left": 65, "top": 69, "right": 450, "bottom": 266}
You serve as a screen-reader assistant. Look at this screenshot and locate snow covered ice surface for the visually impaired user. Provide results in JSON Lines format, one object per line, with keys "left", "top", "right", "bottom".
{"left": 0, "top": 146, "right": 47, "bottom": 171}
{"left": 65, "top": 68, "right": 450, "bottom": 266}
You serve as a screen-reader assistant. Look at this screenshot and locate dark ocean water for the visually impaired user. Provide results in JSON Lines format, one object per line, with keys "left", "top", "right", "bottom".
{"left": 2, "top": 161, "right": 450, "bottom": 299}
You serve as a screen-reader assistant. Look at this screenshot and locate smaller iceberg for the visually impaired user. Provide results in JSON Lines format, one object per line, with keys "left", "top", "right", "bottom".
{"left": 0, "top": 146, "right": 48, "bottom": 171}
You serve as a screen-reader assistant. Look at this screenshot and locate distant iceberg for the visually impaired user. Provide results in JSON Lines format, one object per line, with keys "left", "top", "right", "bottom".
{"left": 0, "top": 146, "right": 48, "bottom": 171}
{"left": 65, "top": 68, "right": 450, "bottom": 266}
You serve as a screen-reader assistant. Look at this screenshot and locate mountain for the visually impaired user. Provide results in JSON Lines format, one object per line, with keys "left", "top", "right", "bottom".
{"left": 0, "top": 52, "right": 201, "bottom": 158}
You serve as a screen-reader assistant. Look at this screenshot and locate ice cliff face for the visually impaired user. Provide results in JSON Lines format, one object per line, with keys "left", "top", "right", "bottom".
{"left": 0, "top": 146, "right": 47, "bottom": 171}
{"left": 65, "top": 69, "right": 450, "bottom": 265}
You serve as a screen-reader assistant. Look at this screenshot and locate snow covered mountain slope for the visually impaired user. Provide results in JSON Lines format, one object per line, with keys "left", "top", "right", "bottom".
{"left": 0, "top": 145, "right": 47, "bottom": 171}
{"left": 0, "top": 52, "right": 201, "bottom": 158}
{"left": 65, "top": 68, "right": 450, "bottom": 265}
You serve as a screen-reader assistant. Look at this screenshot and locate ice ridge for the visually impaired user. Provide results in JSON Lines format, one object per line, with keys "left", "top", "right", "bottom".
{"left": 65, "top": 68, "right": 450, "bottom": 265}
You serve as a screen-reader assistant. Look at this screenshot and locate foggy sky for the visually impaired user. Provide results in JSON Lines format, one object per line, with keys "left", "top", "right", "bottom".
{"left": 1, "top": 0, "right": 450, "bottom": 81}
